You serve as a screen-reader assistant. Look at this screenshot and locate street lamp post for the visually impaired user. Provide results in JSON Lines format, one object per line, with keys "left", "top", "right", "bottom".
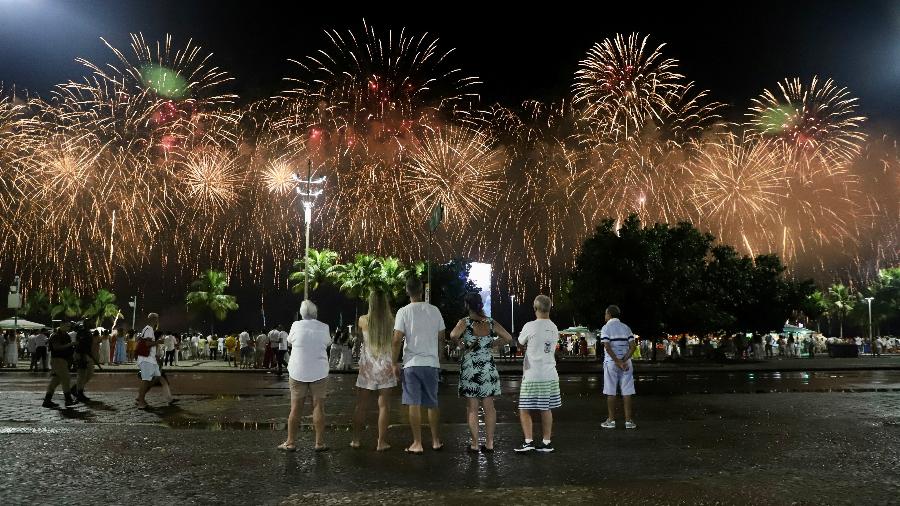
{"left": 128, "top": 295, "right": 137, "bottom": 330}
{"left": 510, "top": 294, "right": 515, "bottom": 334}
{"left": 864, "top": 296, "right": 874, "bottom": 355}
{"left": 293, "top": 159, "right": 326, "bottom": 301}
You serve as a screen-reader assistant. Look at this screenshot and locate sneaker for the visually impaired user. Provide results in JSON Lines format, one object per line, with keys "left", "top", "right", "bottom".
{"left": 625, "top": 420, "right": 637, "bottom": 429}
{"left": 536, "top": 442, "right": 555, "bottom": 453}
{"left": 42, "top": 399, "right": 59, "bottom": 408}
{"left": 601, "top": 420, "right": 616, "bottom": 429}
{"left": 513, "top": 441, "right": 536, "bottom": 453}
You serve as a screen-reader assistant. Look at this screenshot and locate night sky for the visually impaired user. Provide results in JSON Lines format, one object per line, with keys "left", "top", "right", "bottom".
{"left": 2, "top": 0, "right": 898, "bottom": 331}
{"left": 2, "top": 1, "right": 899, "bottom": 127}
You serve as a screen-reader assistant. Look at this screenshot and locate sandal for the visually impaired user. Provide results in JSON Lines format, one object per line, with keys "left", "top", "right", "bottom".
{"left": 277, "top": 442, "right": 297, "bottom": 452}
{"left": 404, "top": 447, "right": 424, "bottom": 455}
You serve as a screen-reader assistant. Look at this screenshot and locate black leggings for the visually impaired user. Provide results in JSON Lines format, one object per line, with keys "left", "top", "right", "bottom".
{"left": 164, "top": 350, "right": 176, "bottom": 366}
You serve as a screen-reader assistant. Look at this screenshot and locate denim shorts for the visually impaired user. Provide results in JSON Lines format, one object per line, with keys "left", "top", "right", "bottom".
{"left": 401, "top": 366, "right": 440, "bottom": 408}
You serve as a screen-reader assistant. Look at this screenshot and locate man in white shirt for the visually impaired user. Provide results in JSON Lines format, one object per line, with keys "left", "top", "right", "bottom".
{"left": 191, "top": 334, "right": 200, "bottom": 360}
{"left": 239, "top": 331, "right": 251, "bottom": 369}
{"left": 135, "top": 313, "right": 174, "bottom": 409}
{"left": 279, "top": 301, "right": 330, "bottom": 452}
{"left": 163, "top": 333, "right": 176, "bottom": 366}
{"left": 268, "top": 326, "right": 285, "bottom": 373}
{"left": 599, "top": 305, "right": 637, "bottom": 430}
{"left": 514, "top": 294, "right": 561, "bottom": 453}
{"left": 392, "top": 277, "right": 446, "bottom": 454}
{"left": 255, "top": 332, "right": 267, "bottom": 368}
{"left": 30, "top": 331, "right": 49, "bottom": 372}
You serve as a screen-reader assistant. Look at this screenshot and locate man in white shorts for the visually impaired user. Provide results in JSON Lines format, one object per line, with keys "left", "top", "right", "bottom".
{"left": 600, "top": 305, "right": 637, "bottom": 429}
{"left": 135, "top": 313, "right": 175, "bottom": 409}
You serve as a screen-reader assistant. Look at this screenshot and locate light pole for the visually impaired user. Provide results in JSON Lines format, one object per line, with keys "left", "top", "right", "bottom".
{"left": 510, "top": 294, "right": 515, "bottom": 334}
{"left": 864, "top": 296, "right": 874, "bottom": 354}
{"left": 293, "top": 159, "right": 326, "bottom": 301}
{"left": 128, "top": 295, "right": 137, "bottom": 330}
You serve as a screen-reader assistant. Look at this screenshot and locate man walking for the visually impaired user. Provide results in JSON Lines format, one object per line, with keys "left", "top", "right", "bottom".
{"left": 72, "top": 324, "right": 102, "bottom": 402}
{"left": 600, "top": 305, "right": 637, "bottom": 430}
{"left": 135, "top": 313, "right": 175, "bottom": 409}
{"left": 392, "top": 277, "right": 445, "bottom": 454}
{"left": 43, "top": 323, "right": 77, "bottom": 408}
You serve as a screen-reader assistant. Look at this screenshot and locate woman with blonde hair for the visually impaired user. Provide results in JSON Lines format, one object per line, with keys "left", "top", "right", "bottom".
{"left": 350, "top": 290, "right": 397, "bottom": 451}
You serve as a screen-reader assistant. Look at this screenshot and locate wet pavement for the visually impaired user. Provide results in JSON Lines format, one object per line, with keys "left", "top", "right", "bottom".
{"left": 1, "top": 370, "right": 900, "bottom": 505}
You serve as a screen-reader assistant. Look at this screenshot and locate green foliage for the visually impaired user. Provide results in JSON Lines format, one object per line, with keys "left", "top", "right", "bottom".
{"left": 83, "top": 289, "right": 121, "bottom": 328}
{"left": 569, "top": 215, "right": 812, "bottom": 339}
{"left": 185, "top": 269, "right": 239, "bottom": 332}
{"left": 50, "top": 288, "right": 83, "bottom": 321}
{"left": 826, "top": 283, "right": 854, "bottom": 339}
{"left": 289, "top": 248, "right": 339, "bottom": 295}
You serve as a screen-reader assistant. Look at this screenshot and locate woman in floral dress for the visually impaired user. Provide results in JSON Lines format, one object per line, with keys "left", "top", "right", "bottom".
{"left": 450, "top": 293, "right": 513, "bottom": 453}
{"left": 351, "top": 290, "right": 397, "bottom": 451}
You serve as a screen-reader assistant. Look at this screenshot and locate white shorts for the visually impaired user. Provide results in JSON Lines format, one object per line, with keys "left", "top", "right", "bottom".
{"left": 138, "top": 362, "right": 162, "bottom": 381}
{"left": 603, "top": 360, "right": 635, "bottom": 396}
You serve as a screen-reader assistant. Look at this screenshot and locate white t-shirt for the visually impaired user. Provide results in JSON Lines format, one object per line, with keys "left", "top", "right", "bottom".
{"left": 164, "top": 334, "right": 176, "bottom": 351}
{"left": 518, "top": 319, "right": 560, "bottom": 381}
{"left": 138, "top": 325, "right": 157, "bottom": 365}
{"left": 394, "top": 302, "right": 445, "bottom": 368}
{"left": 600, "top": 318, "right": 635, "bottom": 364}
{"left": 239, "top": 332, "right": 250, "bottom": 348}
{"left": 217, "top": 337, "right": 225, "bottom": 351}
{"left": 33, "top": 333, "right": 48, "bottom": 348}
{"left": 255, "top": 334, "right": 267, "bottom": 350}
{"left": 267, "top": 329, "right": 280, "bottom": 346}
{"left": 286, "top": 319, "right": 331, "bottom": 382}
{"left": 191, "top": 335, "right": 200, "bottom": 346}
{"left": 279, "top": 330, "right": 288, "bottom": 351}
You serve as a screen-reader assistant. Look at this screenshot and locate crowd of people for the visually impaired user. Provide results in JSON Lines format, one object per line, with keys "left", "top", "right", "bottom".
{"left": 276, "top": 277, "right": 638, "bottom": 455}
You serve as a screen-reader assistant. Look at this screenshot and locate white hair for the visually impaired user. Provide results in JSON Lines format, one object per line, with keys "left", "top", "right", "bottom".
{"left": 300, "top": 300, "right": 318, "bottom": 320}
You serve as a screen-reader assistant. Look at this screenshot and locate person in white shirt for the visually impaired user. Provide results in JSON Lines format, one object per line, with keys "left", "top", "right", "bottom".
{"left": 239, "top": 331, "right": 251, "bottom": 369}
{"left": 278, "top": 301, "right": 331, "bottom": 452}
{"left": 190, "top": 334, "right": 200, "bottom": 360}
{"left": 513, "top": 295, "right": 561, "bottom": 453}
{"left": 254, "top": 332, "right": 267, "bottom": 368}
{"left": 163, "top": 333, "right": 176, "bottom": 366}
{"left": 392, "top": 277, "right": 446, "bottom": 454}
{"left": 600, "top": 305, "right": 638, "bottom": 430}
{"left": 135, "top": 313, "right": 174, "bottom": 409}
{"left": 270, "top": 325, "right": 288, "bottom": 374}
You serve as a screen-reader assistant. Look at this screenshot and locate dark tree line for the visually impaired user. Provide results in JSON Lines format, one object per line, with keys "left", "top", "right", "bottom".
{"left": 565, "top": 215, "right": 813, "bottom": 350}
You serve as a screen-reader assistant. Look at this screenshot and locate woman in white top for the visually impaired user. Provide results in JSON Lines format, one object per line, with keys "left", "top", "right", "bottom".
{"left": 351, "top": 290, "right": 397, "bottom": 451}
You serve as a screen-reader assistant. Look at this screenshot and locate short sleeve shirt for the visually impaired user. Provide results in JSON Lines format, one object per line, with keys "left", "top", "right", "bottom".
{"left": 600, "top": 318, "right": 634, "bottom": 364}
{"left": 138, "top": 325, "right": 157, "bottom": 366}
{"left": 517, "top": 319, "right": 560, "bottom": 381}
{"left": 394, "top": 302, "right": 445, "bottom": 368}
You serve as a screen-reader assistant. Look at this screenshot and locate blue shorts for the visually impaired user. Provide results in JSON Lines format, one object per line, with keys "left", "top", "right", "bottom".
{"left": 402, "top": 366, "right": 440, "bottom": 408}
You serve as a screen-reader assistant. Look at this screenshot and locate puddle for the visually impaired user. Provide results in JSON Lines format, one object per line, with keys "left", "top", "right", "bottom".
{"left": 162, "top": 419, "right": 355, "bottom": 431}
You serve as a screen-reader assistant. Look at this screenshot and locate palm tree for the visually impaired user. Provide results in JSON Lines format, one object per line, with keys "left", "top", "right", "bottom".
{"left": 331, "top": 254, "right": 383, "bottom": 300}
{"left": 50, "top": 288, "right": 83, "bottom": 321}
{"left": 289, "top": 249, "right": 339, "bottom": 297}
{"left": 83, "top": 289, "right": 121, "bottom": 328}
{"left": 805, "top": 290, "right": 829, "bottom": 332}
{"left": 376, "top": 256, "right": 411, "bottom": 298}
{"left": 19, "top": 289, "right": 50, "bottom": 321}
{"left": 185, "top": 269, "right": 239, "bottom": 334}
{"left": 827, "top": 283, "right": 854, "bottom": 339}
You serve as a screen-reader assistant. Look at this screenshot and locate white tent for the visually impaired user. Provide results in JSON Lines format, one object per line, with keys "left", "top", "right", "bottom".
{"left": 0, "top": 318, "right": 49, "bottom": 330}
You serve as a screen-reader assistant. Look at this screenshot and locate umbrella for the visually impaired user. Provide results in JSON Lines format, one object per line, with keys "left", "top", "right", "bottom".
{"left": 0, "top": 318, "right": 48, "bottom": 330}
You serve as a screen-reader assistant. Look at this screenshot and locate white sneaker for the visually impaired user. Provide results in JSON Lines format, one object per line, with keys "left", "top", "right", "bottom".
{"left": 601, "top": 420, "right": 616, "bottom": 429}
{"left": 625, "top": 420, "right": 637, "bottom": 429}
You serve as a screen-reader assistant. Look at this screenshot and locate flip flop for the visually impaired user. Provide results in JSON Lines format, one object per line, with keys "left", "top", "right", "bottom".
{"left": 276, "top": 443, "right": 296, "bottom": 452}
{"left": 314, "top": 446, "right": 330, "bottom": 453}
{"left": 404, "top": 448, "right": 424, "bottom": 455}
{"left": 432, "top": 444, "right": 444, "bottom": 452}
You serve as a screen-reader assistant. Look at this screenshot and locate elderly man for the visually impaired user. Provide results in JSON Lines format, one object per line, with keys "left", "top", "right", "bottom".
{"left": 278, "top": 300, "right": 331, "bottom": 452}
{"left": 600, "top": 305, "right": 637, "bottom": 430}
{"left": 392, "top": 277, "right": 446, "bottom": 454}
{"left": 135, "top": 313, "right": 175, "bottom": 409}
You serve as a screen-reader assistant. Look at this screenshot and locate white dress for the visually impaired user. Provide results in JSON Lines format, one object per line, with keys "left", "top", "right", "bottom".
{"left": 6, "top": 337, "right": 18, "bottom": 366}
{"left": 355, "top": 331, "right": 397, "bottom": 390}
{"left": 99, "top": 337, "right": 110, "bottom": 364}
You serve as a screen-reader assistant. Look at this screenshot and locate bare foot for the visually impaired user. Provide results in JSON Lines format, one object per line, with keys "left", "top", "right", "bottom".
{"left": 406, "top": 442, "right": 424, "bottom": 453}
{"left": 349, "top": 441, "right": 362, "bottom": 449}
{"left": 376, "top": 442, "right": 391, "bottom": 452}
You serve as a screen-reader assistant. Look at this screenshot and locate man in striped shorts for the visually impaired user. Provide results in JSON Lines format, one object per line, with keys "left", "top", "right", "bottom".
{"left": 600, "top": 305, "right": 637, "bottom": 429}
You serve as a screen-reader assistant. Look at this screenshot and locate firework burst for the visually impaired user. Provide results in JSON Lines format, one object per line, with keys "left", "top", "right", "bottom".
{"left": 574, "top": 33, "right": 684, "bottom": 141}
{"left": 749, "top": 76, "right": 866, "bottom": 167}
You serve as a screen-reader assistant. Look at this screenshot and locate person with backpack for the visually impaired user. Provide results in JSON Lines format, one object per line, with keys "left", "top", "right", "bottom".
{"left": 134, "top": 313, "right": 175, "bottom": 409}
